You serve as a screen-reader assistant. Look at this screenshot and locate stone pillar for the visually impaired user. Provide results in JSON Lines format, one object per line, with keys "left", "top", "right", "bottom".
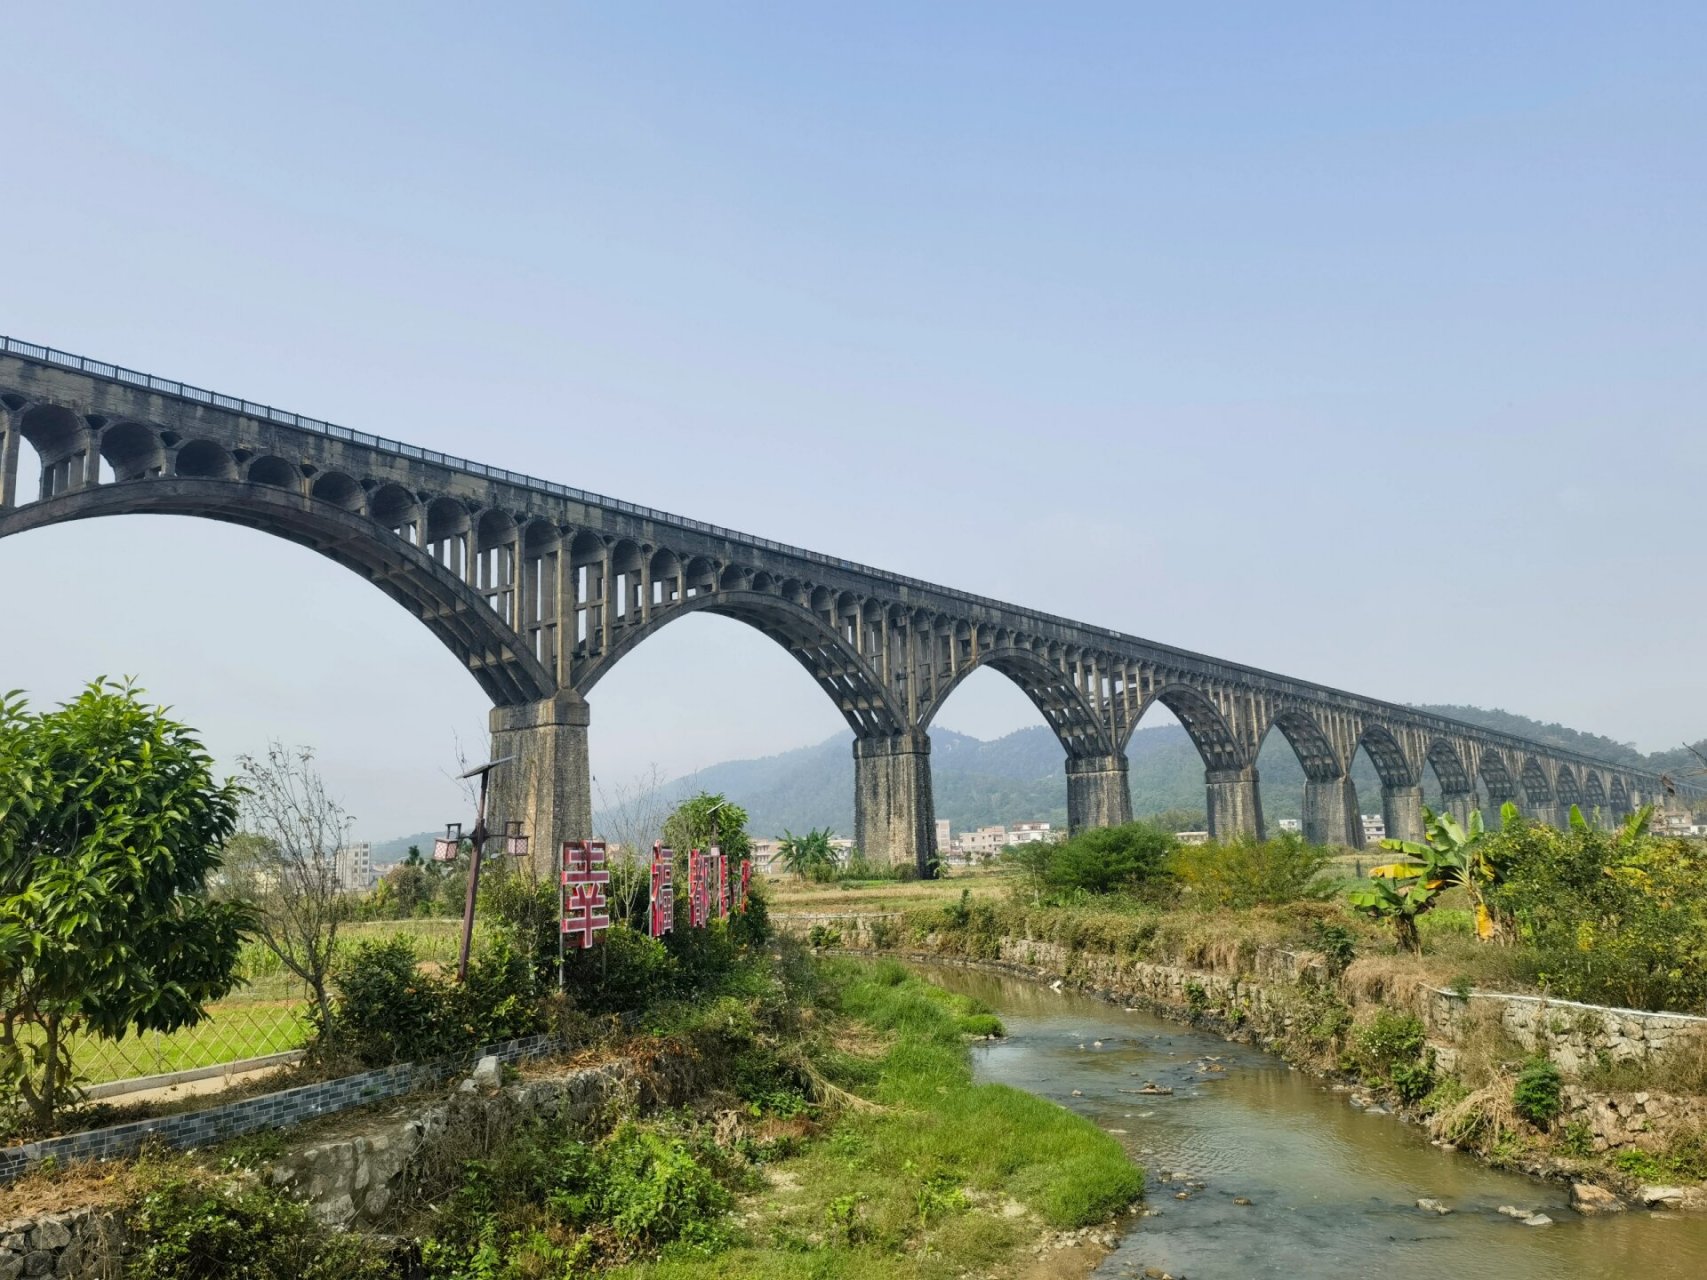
{"left": 854, "top": 731, "right": 937, "bottom": 876}
{"left": 0, "top": 408, "right": 18, "bottom": 509}
{"left": 1483, "top": 793, "right": 1517, "bottom": 829}
{"left": 488, "top": 690, "right": 591, "bottom": 877}
{"left": 1442, "top": 789, "right": 1477, "bottom": 829}
{"left": 1066, "top": 754, "right": 1132, "bottom": 834}
{"left": 1206, "top": 765, "right": 1264, "bottom": 842}
{"left": 1303, "top": 776, "right": 1362, "bottom": 847}
{"left": 1382, "top": 783, "right": 1425, "bottom": 845}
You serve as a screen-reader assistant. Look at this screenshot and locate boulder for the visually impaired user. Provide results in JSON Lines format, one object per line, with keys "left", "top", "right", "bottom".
{"left": 1570, "top": 1183, "right": 1624, "bottom": 1215}
{"left": 1416, "top": 1198, "right": 1451, "bottom": 1215}
{"left": 1637, "top": 1185, "right": 1686, "bottom": 1209}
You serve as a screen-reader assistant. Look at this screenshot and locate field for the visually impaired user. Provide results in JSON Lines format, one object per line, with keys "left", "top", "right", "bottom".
{"left": 34, "top": 918, "right": 484, "bottom": 1088}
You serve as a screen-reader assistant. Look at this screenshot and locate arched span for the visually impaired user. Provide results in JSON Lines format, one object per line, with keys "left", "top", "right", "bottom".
{"left": 1554, "top": 762, "right": 1584, "bottom": 808}
{"left": 567, "top": 589, "right": 907, "bottom": 739}
{"left": 1356, "top": 723, "right": 1418, "bottom": 787}
{"left": 1425, "top": 738, "right": 1473, "bottom": 793}
{"left": 1259, "top": 707, "right": 1343, "bottom": 782}
{"left": 918, "top": 646, "right": 1115, "bottom": 758}
{"left": 0, "top": 478, "right": 555, "bottom": 706}
{"left": 1608, "top": 775, "right": 1631, "bottom": 813}
{"left": 1582, "top": 770, "right": 1608, "bottom": 811}
{"left": 1520, "top": 757, "right": 1553, "bottom": 804}
{"left": 1479, "top": 748, "right": 1518, "bottom": 800}
{"left": 1126, "top": 684, "right": 1243, "bottom": 771}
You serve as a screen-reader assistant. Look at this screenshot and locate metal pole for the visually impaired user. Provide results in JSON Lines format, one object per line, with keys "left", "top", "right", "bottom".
{"left": 457, "top": 768, "right": 491, "bottom": 983}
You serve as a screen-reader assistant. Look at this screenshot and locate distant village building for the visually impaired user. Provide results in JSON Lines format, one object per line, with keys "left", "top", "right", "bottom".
{"left": 334, "top": 842, "right": 374, "bottom": 891}
{"left": 1276, "top": 818, "right": 1302, "bottom": 833}
{"left": 1360, "top": 814, "right": 1387, "bottom": 844}
{"left": 1007, "top": 821, "right": 1057, "bottom": 845}
{"left": 1176, "top": 830, "right": 1210, "bottom": 846}
{"left": 749, "top": 837, "right": 782, "bottom": 875}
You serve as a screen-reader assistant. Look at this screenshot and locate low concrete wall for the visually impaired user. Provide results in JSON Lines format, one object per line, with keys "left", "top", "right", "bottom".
{"left": 0, "top": 1033, "right": 561, "bottom": 1186}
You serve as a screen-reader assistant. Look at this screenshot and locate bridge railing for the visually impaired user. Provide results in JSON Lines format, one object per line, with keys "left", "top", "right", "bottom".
{"left": 1, "top": 335, "right": 1694, "bottom": 794}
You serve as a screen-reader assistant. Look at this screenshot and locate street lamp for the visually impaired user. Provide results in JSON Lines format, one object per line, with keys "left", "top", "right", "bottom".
{"left": 451, "top": 756, "right": 515, "bottom": 983}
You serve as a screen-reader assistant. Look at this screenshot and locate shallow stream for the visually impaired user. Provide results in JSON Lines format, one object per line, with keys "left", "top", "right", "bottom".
{"left": 917, "top": 963, "right": 1707, "bottom": 1280}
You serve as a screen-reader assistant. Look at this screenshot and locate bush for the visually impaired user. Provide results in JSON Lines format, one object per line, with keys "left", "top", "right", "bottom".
{"left": 1350, "top": 1010, "right": 1426, "bottom": 1078}
{"left": 127, "top": 1175, "right": 390, "bottom": 1280}
{"left": 561, "top": 924, "right": 676, "bottom": 1014}
{"left": 477, "top": 862, "right": 561, "bottom": 990}
{"left": 1045, "top": 823, "right": 1176, "bottom": 896}
{"left": 324, "top": 934, "right": 543, "bottom": 1067}
{"left": 1513, "top": 1058, "right": 1563, "bottom": 1127}
{"left": 1169, "top": 832, "right": 1335, "bottom": 909}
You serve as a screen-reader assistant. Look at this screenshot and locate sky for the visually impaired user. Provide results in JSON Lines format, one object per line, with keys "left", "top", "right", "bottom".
{"left": 1, "top": 3, "right": 1703, "bottom": 840}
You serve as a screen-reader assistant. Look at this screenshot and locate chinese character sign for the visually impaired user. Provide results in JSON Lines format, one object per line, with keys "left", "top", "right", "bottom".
{"left": 650, "top": 843, "right": 675, "bottom": 938}
{"left": 739, "top": 859, "right": 751, "bottom": 913}
{"left": 561, "top": 840, "right": 611, "bottom": 949}
{"left": 714, "top": 847, "right": 730, "bottom": 917}
{"left": 683, "top": 850, "right": 700, "bottom": 928}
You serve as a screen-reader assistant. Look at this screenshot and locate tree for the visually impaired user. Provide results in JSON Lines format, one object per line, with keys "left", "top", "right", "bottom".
{"left": 0, "top": 681, "right": 253, "bottom": 1128}
{"left": 225, "top": 744, "right": 354, "bottom": 1038}
{"left": 661, "top": 793, "right": 752, "bottom": 863}
{"left": 777, "top": 827, "right": 838, "bottom": 881}
{"left": 1373, "top": 806, "right": 1510, "bottom": 942}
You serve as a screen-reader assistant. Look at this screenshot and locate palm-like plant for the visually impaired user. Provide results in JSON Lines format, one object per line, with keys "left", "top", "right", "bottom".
{"left": 1350, "top": 805, "right": 1511, "bottom": 951}
{"left": 778, "top": 827, "right": 839, "bottom": 881}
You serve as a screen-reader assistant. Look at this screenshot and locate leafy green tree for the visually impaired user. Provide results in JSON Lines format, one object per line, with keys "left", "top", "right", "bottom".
{"left": 661, "top": 793, "right": 751, "bottom": 862}
{"left": 0, "top": 681, "right": 253, "bottom": 1128}
{"left": 1374, "top": 805, "right": 1510, "bottom": 941}
{"left": 777, "top": 827, "right": 838, "bottom": 881}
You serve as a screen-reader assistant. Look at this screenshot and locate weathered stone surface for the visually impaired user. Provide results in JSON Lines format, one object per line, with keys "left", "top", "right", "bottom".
{"left": 1637, "top": 1185, "right": 1687, "bottom": 1209}
{"left": 1570, "top": 1183, "right": 1625, "bottom": 1215}
{"left": 2, "top": 346, "right": 1669, "bottom": 876}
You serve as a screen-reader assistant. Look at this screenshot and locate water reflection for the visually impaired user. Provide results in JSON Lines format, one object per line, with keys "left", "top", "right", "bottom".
{"left": 914, "top": 963, "right": 1707, "bottom": 1280}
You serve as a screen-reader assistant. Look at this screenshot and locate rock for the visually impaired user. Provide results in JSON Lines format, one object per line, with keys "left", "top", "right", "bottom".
{"left": 26, "top": 1222, "right": 68, "bottom": 1253}
{"left": 1522, "top": 1214, "right": 1553, "bottom": 1227}
{"left": 1637, "top": 1185, "right": 1686, "bottom": 1209}
{"left": 1071, "top": 1089, "right": 1084, "bottom": 1097}
{"left": 1233, "top": 1197, "right": 1253, "bottom": 1206}
{"left": 0, "top": 1255, "right": 21, "bottom": 1280}
{"left": 457, "top": 1078, "right": 477, "bottom": 1093}
{"left": 1570, "top": 1182, "right": 1624, "bottom": 1215}
{"left": 1496, "top": 1205, "right": 1528, "bottom": 1218}
{"left": 1416, "top": 1198, "right": 1452, "bottom": 1215}
{"left": 20, "top": 1254, "right": 50, "bottom": 1279}
{"left": 470, "top": 1055, "right": 502, "bottom": 1089}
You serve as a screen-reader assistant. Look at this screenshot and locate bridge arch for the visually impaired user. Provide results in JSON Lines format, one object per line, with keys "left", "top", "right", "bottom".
{"left": 1356, "top": 723, "right": 1418, "bottom": 787}
{"left": 919, "top": 646, "right": 1115, "bottom": 759}
{"left": 1520, "top": 757, "right": 1554, "bottom": 815}
{"left": 1257, "top": 707, "right": 1343, "bottom": 782}
{"left": 566, "top": 588, "right": 906, "bottom": 740}
{"left": 99, "top": 421, "right": 164, "bottom": 481}
{"left": 1582, "top": 769, "right": 1608, "bottom": 814}
{"left": 1424, "top": 737, "right": 1473, "bottom": 794}
{"left": 1127, "top": 684, "right": 1244, "bottom": 772}
{"left": 0, "top": 478, "right": 555, "bottom": 706}
{"left": 1554, "top": 762, "right": 1584, "bottom": 810}
{"left": 1609, "top": 775, "right": 1632, "bottom": 814}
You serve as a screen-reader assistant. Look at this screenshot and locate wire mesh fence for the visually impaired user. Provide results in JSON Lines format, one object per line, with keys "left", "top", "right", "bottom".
{"left": 18, "top": 1000, "right": 314, "bottom": 1089}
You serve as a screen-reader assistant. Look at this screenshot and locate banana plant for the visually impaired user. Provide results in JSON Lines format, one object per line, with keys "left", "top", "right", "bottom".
{"left": 1346, "top": 872, "right": 1440, "bottom": 955}
{"left": 1374, "top": 805, "right": 1510, "bottom": 941}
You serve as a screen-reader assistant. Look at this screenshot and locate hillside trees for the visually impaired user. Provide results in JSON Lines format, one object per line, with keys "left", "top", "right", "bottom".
{"left": 0, "top": 681, "right": 253, "bottom": 1128}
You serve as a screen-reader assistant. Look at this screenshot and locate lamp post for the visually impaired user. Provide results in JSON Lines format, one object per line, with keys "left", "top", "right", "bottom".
{"left": 451, "top": 755, "right": 515, "bottom": 983}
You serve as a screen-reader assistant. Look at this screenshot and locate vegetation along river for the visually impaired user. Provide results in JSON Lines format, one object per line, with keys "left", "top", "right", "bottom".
{"left": 915, "top": 963, "right": 1707, "bottom": 1280}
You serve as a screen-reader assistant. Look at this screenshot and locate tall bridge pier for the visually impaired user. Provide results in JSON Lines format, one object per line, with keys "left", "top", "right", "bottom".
{"left": 0, "top": 337, "right": 1689, "bottom": 875}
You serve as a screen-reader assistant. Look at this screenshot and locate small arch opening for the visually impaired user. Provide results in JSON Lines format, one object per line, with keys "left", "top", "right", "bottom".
{"left": 174, "top": 439, "right": 238, "bottom": 481}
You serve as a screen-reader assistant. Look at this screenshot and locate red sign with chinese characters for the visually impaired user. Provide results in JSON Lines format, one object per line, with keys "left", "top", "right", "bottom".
{"left": 560, "top": 840, "right": 610, "bottom": 949}
{"left": 739, "top": 859, "right": 751, "bottom": 913}
{"left": 650, "top": 843, "right": 675, "bottom": 938}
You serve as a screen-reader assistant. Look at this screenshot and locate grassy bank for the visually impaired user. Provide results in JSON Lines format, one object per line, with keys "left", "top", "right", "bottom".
{"left": 11, "top": 948, "right": 1140, "bottom": 1280}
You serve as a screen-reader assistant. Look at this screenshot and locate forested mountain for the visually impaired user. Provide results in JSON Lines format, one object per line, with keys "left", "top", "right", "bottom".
{"left": 368, "top": 706, "right": 1702, "bottom": 853}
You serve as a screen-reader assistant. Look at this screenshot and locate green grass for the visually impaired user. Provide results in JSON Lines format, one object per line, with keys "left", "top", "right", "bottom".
{"left": 24, "top": 920, "right": 477, "bottom": 1087}
{"left": 613, "top": 958, "right": 1142, "bottom": 1280}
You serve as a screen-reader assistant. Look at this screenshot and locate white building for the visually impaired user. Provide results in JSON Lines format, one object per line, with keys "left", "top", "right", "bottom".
{"left": 1176, "top": 830, "right": 1210, "bottom": 846}
{"left": 1277, "top": 818, "right": 1302, "bottom": 833}
{"left": 1359, "top": 815, "right": 1387, "bottom": 845}
{"left": 1007, "top": 821, "right": 1057, "bottom": 845}
{"left": 955, "top": 826, "right": 1010, "bottom": 860}
{"left": 334, "top": 842, "right": 374, "bottom": 891}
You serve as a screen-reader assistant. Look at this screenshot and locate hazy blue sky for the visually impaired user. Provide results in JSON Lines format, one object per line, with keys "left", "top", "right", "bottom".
{"left": 3, "top": 3, "right": 1703, "bottom": 839}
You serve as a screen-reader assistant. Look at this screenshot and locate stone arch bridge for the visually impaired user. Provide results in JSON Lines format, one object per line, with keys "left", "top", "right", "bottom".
{"left": 0, "top": 339, "right": 1681, "bottom": 871}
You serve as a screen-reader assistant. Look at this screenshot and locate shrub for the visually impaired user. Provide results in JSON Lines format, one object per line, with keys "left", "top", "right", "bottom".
{"left": 666, "top": 918, "right": 740, "bottom": 993}
{"left": 1312, "top": 922, "right": 1356, "bottom": 976}
{"left": 1046, "top": 823, "right": 1176, "bottom": 896}
{"left": 324, "top": 934, "right": 543, "bottom": 1067}
{"left": 561, "top": 924, "right": 675, "bottom": 1014}
{"left": 1349, "top": 1010, "right": 1427, "bottom": 1082}
{"left": 1513, "top": 1058, "right": 1563, "bottom": 1128}
{"left": 1170, "top": 832, "right": 1335, "bottom": 908}
{"left": 126, "top": 1175, "right": 390, "bottom": 1280}
{"left": 1391, "top": 1059, "right": 1436, "bottom": 1105}
{"left": 477, "top": 862, "right": 560, "bottom": 990}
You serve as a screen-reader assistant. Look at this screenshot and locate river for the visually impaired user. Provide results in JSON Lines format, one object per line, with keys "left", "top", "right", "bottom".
{"left": 916, "top": 962, "right": 1707, "bottom": 1280}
